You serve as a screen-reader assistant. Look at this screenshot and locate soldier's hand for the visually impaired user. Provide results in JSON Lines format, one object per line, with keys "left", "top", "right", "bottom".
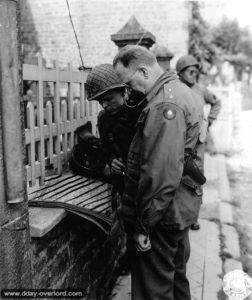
{"left": 133, "top": 233, "right": 151, "bottom": 252}
{"left": 103, "top": 164, "right": 112, "bottom": 178}
{"left": 111, "top": 158, "right": 125, "bottom": 175}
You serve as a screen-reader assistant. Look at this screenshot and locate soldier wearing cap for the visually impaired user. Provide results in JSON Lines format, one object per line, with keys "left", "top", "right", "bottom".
{"left": 86, "top": 64, "right": 139, "bottom": 193}
{"left": 113, "top": 45, "right": 202, "bottom": 300}
{"left": 176, "top": 55, "right": 221, "bottom": 230}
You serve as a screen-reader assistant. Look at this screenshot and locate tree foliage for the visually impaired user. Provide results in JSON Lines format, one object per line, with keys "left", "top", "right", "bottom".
{"left": 212, "top": 18, "right": 252, "bottom": 80}
{"left": 188, "top": 1, "right": 216, "bottom": 73}
{"left": 188, "top": 2, "right": 252, "bottom": 81}
{"left": 212, "top": 19, "right": 241, "bottom": 54}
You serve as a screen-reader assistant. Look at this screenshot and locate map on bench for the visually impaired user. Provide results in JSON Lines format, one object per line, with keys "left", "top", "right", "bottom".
{"left": 28, "top": 173, "right": 113, "bottom": 234}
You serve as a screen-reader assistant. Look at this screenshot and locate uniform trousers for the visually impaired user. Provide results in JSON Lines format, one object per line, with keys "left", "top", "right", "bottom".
{"left": 130, "top": 226, "right": 191, "bottom": 300}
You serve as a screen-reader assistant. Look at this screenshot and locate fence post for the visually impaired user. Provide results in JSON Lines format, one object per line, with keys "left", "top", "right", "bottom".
{"left": 0, "top": 0, "right": 32, "bottom": 289}
{"left": 37, "top": 55, "right": 45, "bottom": 185}
{"left": 54, "top": 59, "right": 62, "bottom": 174}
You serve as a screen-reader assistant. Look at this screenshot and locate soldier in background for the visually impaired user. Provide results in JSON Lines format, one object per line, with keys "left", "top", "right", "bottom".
{"left": 176, "top": 55, "right": 221, "bottom": 230}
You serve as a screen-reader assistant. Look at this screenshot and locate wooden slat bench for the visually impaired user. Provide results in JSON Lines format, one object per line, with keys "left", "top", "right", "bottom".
{"left": 28, "top": 172, "right": 113, "bottom": 236}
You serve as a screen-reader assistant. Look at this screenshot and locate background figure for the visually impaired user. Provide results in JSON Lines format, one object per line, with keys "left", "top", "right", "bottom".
{"left": 114, "top": 45, "right": 203, "bottom": 300}
{"left": 176, "top": 55, "right": 221, "bottom": 230}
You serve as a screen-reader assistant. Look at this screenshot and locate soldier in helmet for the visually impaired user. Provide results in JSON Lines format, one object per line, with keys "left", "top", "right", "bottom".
{"left": 86, "top": 64, "right": 140, "bottom": 194}
{"left": 176, "top": 55, "right": 221, "bottom": 230}
{"left": 114, "top": 45, "right": 203, "bottom": 300}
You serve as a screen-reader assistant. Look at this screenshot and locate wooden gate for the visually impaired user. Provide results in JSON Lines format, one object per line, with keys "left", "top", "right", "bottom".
{"left": 23, "top": 55, "right": 100, "bottom": 187}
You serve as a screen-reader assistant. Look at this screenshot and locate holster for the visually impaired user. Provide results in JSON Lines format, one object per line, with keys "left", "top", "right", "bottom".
{"left": 183, "top": 152, "right": 206, "bottom": 186}
{"left": 181, "top": 177, "right": 203, "bottom": 196}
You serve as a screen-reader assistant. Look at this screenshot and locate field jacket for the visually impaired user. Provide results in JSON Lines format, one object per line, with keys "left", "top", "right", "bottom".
{"left": 122, "top": 72, "right": 202, "bottom": 234}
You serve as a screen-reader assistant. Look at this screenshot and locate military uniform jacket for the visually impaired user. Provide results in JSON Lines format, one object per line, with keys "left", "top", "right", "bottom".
{"left": 98, "top": 105, "right": 139, "bottom": 164}
{"left": 122, "top": 72, "right": 202, "bottom": 234}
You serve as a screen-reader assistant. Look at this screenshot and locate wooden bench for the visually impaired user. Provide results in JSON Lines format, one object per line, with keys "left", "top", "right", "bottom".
{"left": 28, "top": 172, "right": 113, "bottom": 237}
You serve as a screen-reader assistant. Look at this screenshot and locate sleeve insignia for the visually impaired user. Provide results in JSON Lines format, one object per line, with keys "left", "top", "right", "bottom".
{"left": 163, "top": 108, "right": 176, "bottom": 120}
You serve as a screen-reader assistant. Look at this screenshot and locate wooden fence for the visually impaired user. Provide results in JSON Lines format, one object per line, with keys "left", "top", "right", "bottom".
{"left": 23, "top": 55, "right": 100, "bottom": 187}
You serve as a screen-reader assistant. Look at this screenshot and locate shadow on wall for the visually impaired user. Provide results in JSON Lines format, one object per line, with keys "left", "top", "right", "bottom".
{"left": 20, "top": 0, "right": 41, "bottom": 64}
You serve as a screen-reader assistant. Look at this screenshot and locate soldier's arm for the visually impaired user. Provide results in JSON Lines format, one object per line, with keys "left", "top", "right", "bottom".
{"left": 204, "top": 88, "right": 221, "bottom": 125}
{"left": 134, "top": 103, "right": 187, "bottom": 234}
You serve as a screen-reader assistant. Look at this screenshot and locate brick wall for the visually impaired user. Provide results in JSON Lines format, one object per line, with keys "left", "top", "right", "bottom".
{"left": 31, "top": 214, "right": 125, "bottom": 299}
{"left": 20, "top": 0, "right": 191, "bottom": 69}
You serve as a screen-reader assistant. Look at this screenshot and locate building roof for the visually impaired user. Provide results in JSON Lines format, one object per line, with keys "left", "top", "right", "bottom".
{"left": 111, "top": 16, "right": 156, "bottom": 48}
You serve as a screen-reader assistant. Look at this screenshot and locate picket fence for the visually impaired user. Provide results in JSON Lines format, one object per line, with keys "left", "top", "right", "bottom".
{"left": 23, "top": 55, "right": 100, "bottom": 187}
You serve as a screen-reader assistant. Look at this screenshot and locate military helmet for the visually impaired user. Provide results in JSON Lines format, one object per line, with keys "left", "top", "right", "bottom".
{"left": 86, "top": 64, "right": 125, "bottom": 101}
{"left": 176, "top": 55, "right": 199, "bottom": 74}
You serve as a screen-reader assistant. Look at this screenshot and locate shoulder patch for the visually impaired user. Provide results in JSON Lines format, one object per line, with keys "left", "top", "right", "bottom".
{"left": 163, "top": 108, "right": 176, "bottom": 120}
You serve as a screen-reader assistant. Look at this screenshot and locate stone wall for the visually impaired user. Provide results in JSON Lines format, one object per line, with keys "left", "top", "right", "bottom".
{"left": 31, "top": 214, "right": 125, "bottom": 299}
{"left": 20, "top": 0, "right": 191, "bottom": 69}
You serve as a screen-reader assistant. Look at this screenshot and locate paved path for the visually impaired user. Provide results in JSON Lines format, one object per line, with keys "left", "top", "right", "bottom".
{"left": 189, "top": 219, "right": 222, "bottom": 300}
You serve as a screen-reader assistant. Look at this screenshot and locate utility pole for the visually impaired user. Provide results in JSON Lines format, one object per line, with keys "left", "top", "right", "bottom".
{"left": 0, "top": 0, "right": 32, "bottom": 292}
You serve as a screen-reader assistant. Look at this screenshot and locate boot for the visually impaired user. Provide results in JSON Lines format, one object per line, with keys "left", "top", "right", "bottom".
{"left": 190, "top": 221, "right": 200, "bottom": 230}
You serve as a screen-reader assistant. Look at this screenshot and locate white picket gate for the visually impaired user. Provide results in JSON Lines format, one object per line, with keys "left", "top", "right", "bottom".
{"left": 23, "top": 55, "right": 100, "bottom": 187}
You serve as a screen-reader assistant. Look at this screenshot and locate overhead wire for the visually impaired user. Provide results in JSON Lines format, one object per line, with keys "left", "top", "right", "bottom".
{"left": 136, "top": 31, "right": 147, "bottom": 45}
{"left": 65, "top": 0, "right": 85, "bottom": 70}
